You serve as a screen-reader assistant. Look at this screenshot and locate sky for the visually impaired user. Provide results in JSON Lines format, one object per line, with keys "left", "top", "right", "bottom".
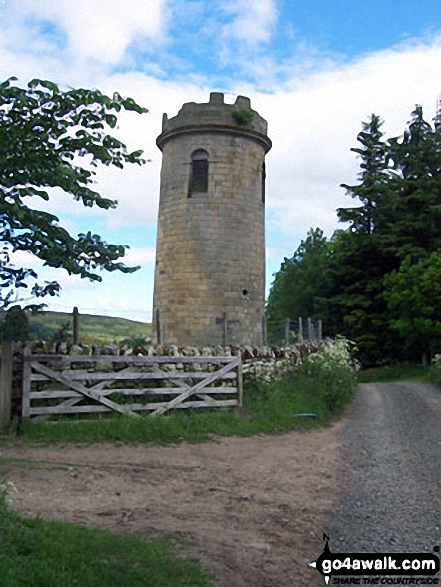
{"left": 2, "top": 0, "right": 441, "bottom": 323}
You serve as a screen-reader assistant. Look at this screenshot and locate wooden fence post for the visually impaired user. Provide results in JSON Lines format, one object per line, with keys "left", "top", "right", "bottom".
{"left": 237, "top": 351, "right": 243, "bottom": 407}
{"left": 307, "top": 317, "right": 313, "bottom": 341}
{"left": 73, "top": 306, "right": 79, "bottom": 345}
{"left": 285, "top": 317, "right": 290, "bottom": 345}
{"left": 298, "top": 317, "right": 304, "bottom": 342}
{"left": 318, "top": 319, "right": 323, "bottom": 341}
{"left": 22, "top": 346, "right": 31, "bottom": 419}
{"left": 156, "top": 309, "right": 162, "bottom": 345}
{"left": 222, "top": 312, "right": 227, "bottom": 347}
{"left": 0, "top": 340, "right": 13, "bottom": 428}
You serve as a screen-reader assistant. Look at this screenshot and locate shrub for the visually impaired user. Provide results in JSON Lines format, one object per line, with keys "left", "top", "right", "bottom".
{"left": 232, "top": 108, "right": 255, "bottom": 125}
{"left": 429, "top": 354, "right": 441, "bottom": 385}
{"left": 295, "top": 337, "right": 360, "bottom": 412}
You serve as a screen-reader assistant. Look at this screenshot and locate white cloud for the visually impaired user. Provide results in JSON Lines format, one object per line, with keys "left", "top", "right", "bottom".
{"left": 8, "top": 250, "right": 44, "bottom": 268}
{"left": 94, "top": 295, "right": 150, "bottom": 320}
{"left": 9, "top": 0, "right": 169, "bottom": 65}
{"left": 219, "top": 0, "right": 278, "bottom": 45}
{"left": 253, "top": 36, "right": 441, "bottom": 240}
{"left": 214, "top": 0, "right": 278, "bottom": 67}
{"left": 122, "top": 247, "right": 156, "bottom": 265}
{"left": 51, "top": 270, "right": 96, "bottom": 292}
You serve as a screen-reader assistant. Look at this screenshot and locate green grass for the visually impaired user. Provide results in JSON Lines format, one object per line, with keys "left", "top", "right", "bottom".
{"left": 359, "top": 363, "right": 431, "bottom": 383}
{"left": 27, "top": 311, "right": 152, "bottom": 344}
{"left": 1, "top": 338, "right": 358, "bottom": 445}
{"left": 0, "top": 341, "right": 358, "bottom": 587}
{"left": 9, "top": 366, "right": 354, "bottom": 445}
{"left": 0, "top": 493, "right": 216, "bottom": 587}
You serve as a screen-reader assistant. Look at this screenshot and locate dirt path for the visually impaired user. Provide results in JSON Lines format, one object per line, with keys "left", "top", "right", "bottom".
{"left": 0, "top": 421, "right": 344, "bottom": 587}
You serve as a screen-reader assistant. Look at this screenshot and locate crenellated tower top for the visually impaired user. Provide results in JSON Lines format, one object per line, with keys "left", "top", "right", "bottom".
{"left": 157, "top": 92, "right": 272, "bottom": 152}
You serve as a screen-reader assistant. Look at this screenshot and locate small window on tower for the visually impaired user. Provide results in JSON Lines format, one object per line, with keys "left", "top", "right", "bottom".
{"left": 188, "top": 149, "right": 208, "bottom": 197}
{"left": 261, "top": 161, "right": 266, "bottom": 204}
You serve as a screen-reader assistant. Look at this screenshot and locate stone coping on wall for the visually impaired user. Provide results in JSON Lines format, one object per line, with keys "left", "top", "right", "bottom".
{"left": 22, "top": 340, "right": 322, "bottom": 362}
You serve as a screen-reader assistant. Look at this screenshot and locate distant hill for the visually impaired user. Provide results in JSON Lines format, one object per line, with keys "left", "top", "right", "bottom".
{"left": 28, "top": 311, "right": 152, "bottom": 345}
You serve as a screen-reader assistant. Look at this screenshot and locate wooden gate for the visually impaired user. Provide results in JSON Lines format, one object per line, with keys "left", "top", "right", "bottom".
{"left": 22, "top": 349, "right": 242, "bottom": 420}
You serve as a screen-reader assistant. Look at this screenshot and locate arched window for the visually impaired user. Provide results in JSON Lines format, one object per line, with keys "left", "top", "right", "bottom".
{"left": 188, "top": 149, "right": 208, "bottom": 196}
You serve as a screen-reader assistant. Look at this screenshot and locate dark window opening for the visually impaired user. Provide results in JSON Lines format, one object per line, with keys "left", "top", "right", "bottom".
{"left": 242, "top": 289, "right": 248, "bottom": 296}
{"left": 261, "top": 161, "right": 266, "bottom": 204}
{"left": 188, "top": 149, "right": 208, "bottom": 196}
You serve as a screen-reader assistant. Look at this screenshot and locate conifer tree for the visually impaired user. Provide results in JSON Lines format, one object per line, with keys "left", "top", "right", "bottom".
{"left": 387, "top": 105, "right": 441, "bottom": 260}
{"left": 338, "top": 114, "right": 391, "bottom": 235}
{"left": 331, "top": 114, "right": 399, "bottom": 363}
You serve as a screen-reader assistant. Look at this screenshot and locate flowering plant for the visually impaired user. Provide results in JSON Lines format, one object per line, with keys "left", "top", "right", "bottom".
{"left": 0, "top": 480, "right": 18, "bottom": 506}
{"left": 296, "top": 337, "right": 359, "bottom": 410}
{"left": 429, "top": 354, "right": 441, "bottom": 385}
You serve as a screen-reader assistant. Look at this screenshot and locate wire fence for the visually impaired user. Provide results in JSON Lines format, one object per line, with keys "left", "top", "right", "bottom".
{"left": 265, "top": 317, "right": 323, "bottom": 346}
{"left": 12, "top": 305, "right": 322, "bottom": 347}
{"left": 154, "top": 309, "right": 322, "bottom": 347}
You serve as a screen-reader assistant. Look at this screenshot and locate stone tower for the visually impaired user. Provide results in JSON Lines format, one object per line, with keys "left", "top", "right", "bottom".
{"left": 153, "top": 92, "right": 272, "bottom": 346}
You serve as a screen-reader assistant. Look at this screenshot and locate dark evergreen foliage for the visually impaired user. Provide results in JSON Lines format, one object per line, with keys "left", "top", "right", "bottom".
{"left": 267, "top": 104, "right": 441, "bottom": 364}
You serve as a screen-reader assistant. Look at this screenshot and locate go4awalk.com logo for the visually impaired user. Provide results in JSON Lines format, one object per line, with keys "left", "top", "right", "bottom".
{"left": 308, "top": 534, "right": 440, "bottom": 585}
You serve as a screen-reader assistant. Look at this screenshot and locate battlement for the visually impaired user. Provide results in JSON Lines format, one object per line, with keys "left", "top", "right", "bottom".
{"left": 157, "top": 92, "right": 271, "bottom": 152}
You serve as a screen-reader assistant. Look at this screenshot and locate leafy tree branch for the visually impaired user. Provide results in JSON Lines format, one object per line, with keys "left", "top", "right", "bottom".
{"left": 0, "top": 77, "right": 148, "bottom": 310}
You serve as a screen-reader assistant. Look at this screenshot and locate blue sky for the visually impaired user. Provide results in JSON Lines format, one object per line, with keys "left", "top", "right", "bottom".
{"left": 1, "top": 0, "right": 441, "bottom": 323}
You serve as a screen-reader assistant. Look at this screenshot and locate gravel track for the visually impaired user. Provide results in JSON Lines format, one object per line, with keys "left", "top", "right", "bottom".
{"left": 329, "top": 381, "right": 441, "bottom": 555}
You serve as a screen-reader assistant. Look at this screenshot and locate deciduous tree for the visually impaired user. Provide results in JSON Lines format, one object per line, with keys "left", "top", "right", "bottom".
{"left": 383, "top": 252, "right": 441, "bottom": 362}
{"left": 0, "top": 77, "right": 148, "bottom": 310}
{"left": 265, "top": 228, "right": 333, "bottom": 342}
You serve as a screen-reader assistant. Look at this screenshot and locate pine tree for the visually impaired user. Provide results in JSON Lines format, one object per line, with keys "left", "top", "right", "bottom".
{"left": 386, "top": 105, "right": 441, "bottom": 260}
{"left": 338, "top": 114, "right": 392, "bottom": 235}
{"left": 332, "top": 114, "right": 399, "bottom": 363}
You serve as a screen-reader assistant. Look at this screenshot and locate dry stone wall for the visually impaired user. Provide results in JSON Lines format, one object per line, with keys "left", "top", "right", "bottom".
{"left": 9, "top": 340, "right": 322, "bottom": 419}
{"left": 24, "top": 340, "right": 322, "bottom": 380}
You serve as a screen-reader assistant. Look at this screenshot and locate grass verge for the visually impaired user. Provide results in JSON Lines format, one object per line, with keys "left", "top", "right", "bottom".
{"left": 7, "top": 340, "right": 358, "bottom": 444}
{"left": 12, "top": 381, "right": 331, "bottom": 444}
{"left": 359, "top": 363, "right": 431, "bottom": 383}
{"left": 3, "top": 338, "right": 358, "bottom": 444}
{"left": 0, "top": 491, "right": 216, "bottom": 587}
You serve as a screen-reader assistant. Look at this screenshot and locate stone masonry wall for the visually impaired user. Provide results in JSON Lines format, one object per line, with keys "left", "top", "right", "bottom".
{"left": 153, "top": 94, "right": 271, "bottom": 347}
{"left": 24, "top": 340, "right": 322, "bottom": 381}
{"left": 10, "top": 340, "right": 321, "bottom": 417}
